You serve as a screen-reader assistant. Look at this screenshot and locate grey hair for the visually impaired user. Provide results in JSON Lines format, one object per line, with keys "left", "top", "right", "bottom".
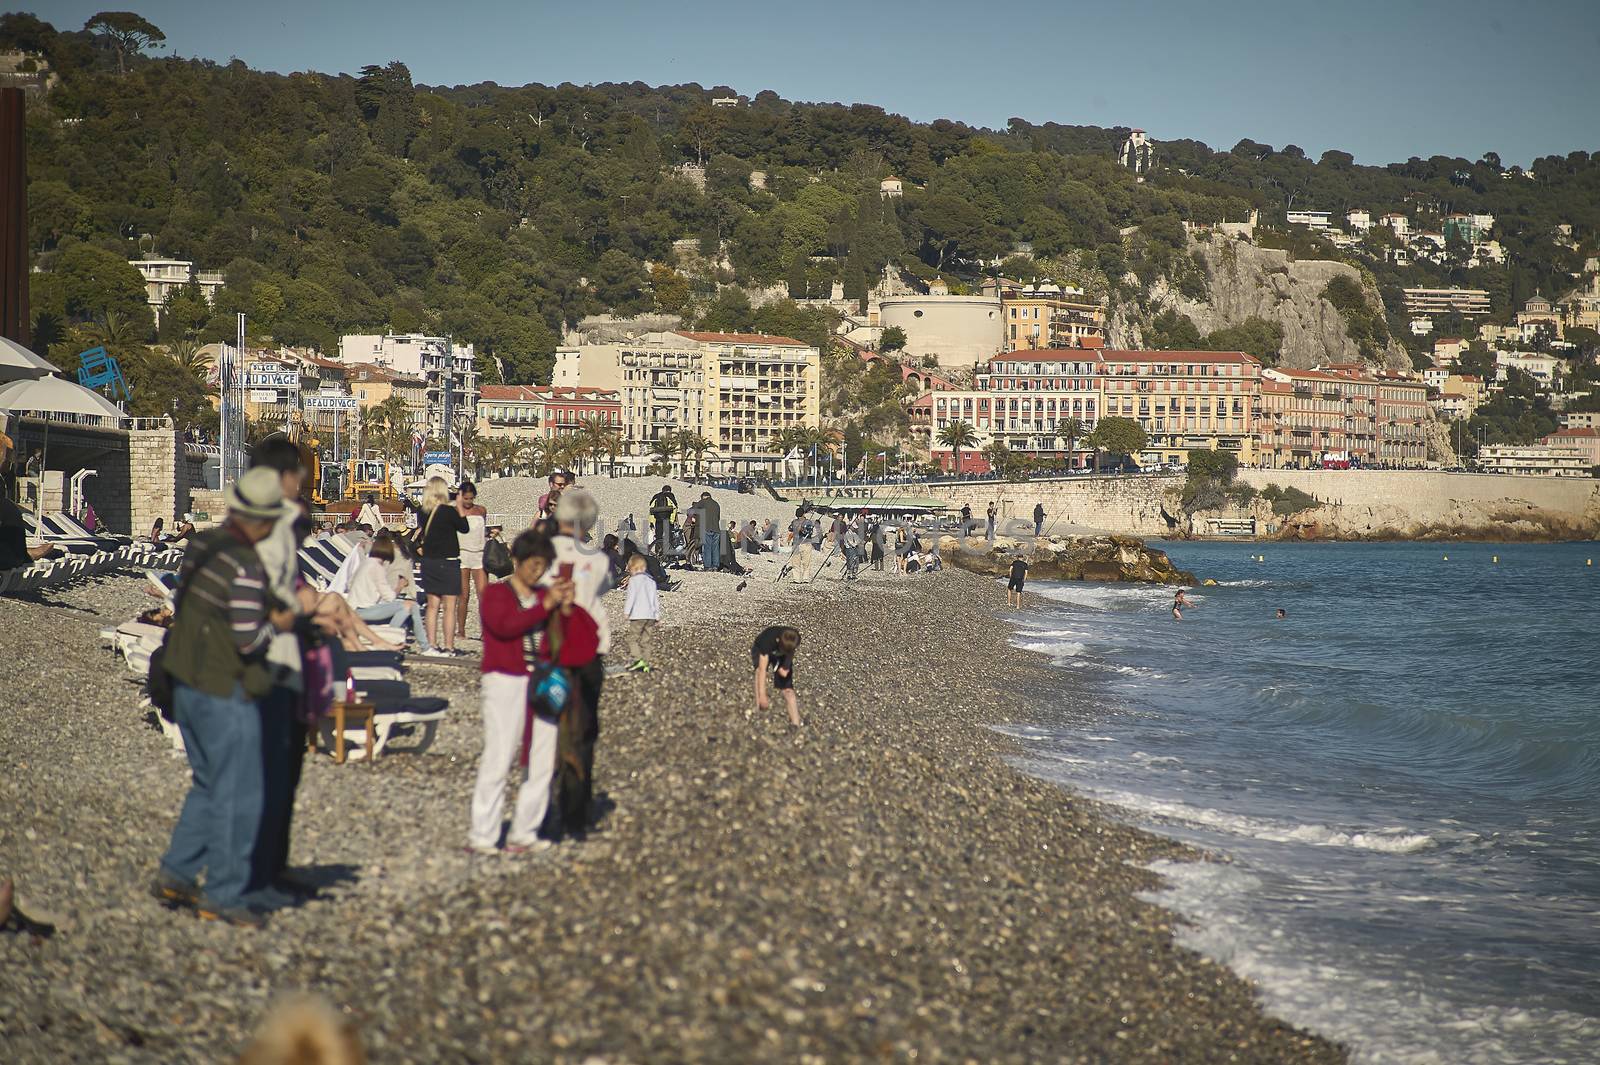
{"left": 554, "top": 487, "right": 599, "bottom": 533}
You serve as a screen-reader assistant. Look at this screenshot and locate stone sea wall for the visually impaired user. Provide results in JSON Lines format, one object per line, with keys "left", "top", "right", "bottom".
{"left": 923, "top": 470, "right": 1600, "bottom": 542}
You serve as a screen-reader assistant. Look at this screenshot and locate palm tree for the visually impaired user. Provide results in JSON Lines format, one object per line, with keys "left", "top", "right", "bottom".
{"left": 575, "top": 415, "right": 621, "bottom": 476}
{"left": 373, "top": 394, "right": 413, "bottom": 471}
{"left": 164, "top": 339, "right": 212, "bottom": 385}
{"left": 937, "top": 420, "right": 978, "bottom": 478}
{"left": 679, "top": 431, "right": 712, "bottom": 479}
{"left": 649, "top": 431, "right": 681, "bottom": 476}
{"left": 1055, "top": 416, "right": 1085, "bottom": 471}
{"left": 522, "top": 435, "right": 553, "bottom": 478}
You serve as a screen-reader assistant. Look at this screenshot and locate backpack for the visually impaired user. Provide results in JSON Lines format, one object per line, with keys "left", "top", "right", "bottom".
{"left": 483, "top": 537, "right": 513, "bottom": 578}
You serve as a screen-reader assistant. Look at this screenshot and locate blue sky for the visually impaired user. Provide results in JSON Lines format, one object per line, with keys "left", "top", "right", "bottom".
{"left": 30, "top": 0, "right": 1600, "bottom": 166}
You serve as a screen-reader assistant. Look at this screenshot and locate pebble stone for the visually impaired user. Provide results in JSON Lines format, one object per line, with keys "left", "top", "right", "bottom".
{"left": 0, "top": 523, "right": 1346, "bottom": 1063}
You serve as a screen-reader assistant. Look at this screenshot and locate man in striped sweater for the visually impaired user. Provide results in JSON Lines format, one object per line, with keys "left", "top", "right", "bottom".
{"left": 151, "top": 468, "right": 296, "bottom": 929}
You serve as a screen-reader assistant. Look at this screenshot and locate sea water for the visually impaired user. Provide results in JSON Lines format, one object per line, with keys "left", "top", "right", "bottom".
{"left": 1006, "top": 541, "right": 1600, "bottom": 1064}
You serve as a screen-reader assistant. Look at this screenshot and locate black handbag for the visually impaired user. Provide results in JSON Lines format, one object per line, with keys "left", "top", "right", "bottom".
{"left": 483, "top": 537, "right": 513, "bottom": 578}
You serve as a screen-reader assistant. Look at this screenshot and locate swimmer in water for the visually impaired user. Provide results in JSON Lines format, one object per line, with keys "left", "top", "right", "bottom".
{"left": 1275, "top": 608, "right": 1287, "bottom": 620}
{"left": 1172, "top": 588, "right": 1191, "bottom": 621}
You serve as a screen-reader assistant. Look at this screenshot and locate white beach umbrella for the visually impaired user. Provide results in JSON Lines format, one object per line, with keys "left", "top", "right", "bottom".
{"left": 0, "top": 337, "right": 56, "bottom": 383}
{"left": 0, "top": 373, "right": 128, "bottom": 425}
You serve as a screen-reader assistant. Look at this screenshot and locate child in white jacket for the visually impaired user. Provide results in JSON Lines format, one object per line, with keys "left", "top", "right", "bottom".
{"left": 623, "top": 554, "right": 659, "bottom": 673}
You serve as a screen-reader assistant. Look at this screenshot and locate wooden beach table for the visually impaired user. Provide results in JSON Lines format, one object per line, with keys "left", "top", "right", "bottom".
{"left": 309, "top": 702, "right": 378, "bottom": 765}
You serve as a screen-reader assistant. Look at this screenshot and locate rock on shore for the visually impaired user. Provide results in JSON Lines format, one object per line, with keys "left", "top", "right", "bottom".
{"left": 940, "top": 533, "right": 1197, "bottom": 584}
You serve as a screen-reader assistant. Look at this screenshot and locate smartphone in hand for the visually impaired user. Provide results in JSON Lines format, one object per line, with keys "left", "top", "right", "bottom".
{"left": 558, "top": 562, "right": 574, "bottom": 580}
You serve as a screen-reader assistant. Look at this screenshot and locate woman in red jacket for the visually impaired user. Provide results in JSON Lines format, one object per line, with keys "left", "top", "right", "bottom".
{"left": 468, "top": 530, "right": 588, "bottom": 854}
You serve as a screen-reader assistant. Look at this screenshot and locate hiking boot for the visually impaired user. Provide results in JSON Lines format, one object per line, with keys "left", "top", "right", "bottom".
{"left": 196, "top": 899, "right": 268, "bottom": 929}
{"left": 149, "top": 870, "right": 200, "bottom": 911}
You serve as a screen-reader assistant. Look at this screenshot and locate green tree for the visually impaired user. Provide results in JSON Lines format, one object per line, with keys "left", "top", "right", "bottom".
{"left": 1054, "top": 416, "right": 1085, "bottom": 467}
{"left": 937, "top": 419, "right": 978, "bottom": 477}
{"left": 649, "top": 264, "right": 692, "bottom": 315}
{"left": 880, "top": 325, "right": 907, "bottom": 353}
{"left": 53, "top": 243, "right": 153, "bottom": 332}
{"left": 84, "top": 11, "right": 164, "bottom": 74}
{"left": 1085, "top": 416, "right": 1149, "bottom": 470}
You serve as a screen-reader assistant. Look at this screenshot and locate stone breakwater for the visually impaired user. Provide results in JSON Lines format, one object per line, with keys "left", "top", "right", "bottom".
{"left": 940, "top": 533, "right": 1197, "bottom": 584}
{"left": 0, "top": 570, "right": 1339, "bottom": 1063}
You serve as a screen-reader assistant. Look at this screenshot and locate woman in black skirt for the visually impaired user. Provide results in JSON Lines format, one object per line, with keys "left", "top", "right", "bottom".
{"left": 413, "top": 477, "right": 470, "bottom": 654}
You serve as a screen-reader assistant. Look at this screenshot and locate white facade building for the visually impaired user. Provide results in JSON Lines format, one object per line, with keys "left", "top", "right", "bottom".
{"left": 337, "top": 333, "right": 478, "bottom": 439}
{"left": 130, "top": 258, "right": 224, "bottom": 315}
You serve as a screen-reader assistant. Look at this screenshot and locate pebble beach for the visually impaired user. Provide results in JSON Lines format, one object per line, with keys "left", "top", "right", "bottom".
{"left": 0, "top": 498, "right": 1347, "bottom": 1062}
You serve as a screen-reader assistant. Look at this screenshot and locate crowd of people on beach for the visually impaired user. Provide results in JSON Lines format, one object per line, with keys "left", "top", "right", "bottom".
{"left": 140, "top": 454, "right": 819, "bottom": 927}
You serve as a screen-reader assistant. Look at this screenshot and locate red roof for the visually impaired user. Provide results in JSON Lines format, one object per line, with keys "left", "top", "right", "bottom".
{"left": 989, "top": 348, "right": 1106, "bottom": 364}
{"left": 673, "top": 331, "right": 809, "bottom": 347}
{"left": 479, "top": 385, "right": 543, "bottom": 402}
{"left": 1549, "top": 427, "right": 1600, "bottom": 439}
{"left": 479, "top": 385, "right": 620, "bottom": 404}
{"left": 1276, "top": 368, "right": 1375, "bottom": 384}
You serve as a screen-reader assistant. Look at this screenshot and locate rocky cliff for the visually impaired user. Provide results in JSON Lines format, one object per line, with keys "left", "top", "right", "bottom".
{"left": 1111, "top": 233, "right": 1409, "bottom": 371}
{"left": 938, "top": 534, "right": 1196, "bottom": 584}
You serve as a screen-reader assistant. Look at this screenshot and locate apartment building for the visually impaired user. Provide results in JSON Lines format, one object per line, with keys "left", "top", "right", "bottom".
{"left": 1285, "top": 210, "right": 1332, "bottom": 230}
{"left": 130, "top": 258, "right": 224, "bottom": 315}
{"left": 1478, "top": 443, "right": 1591, "bottom": 477}
{"left": 928, "top": 350, "right": 1104, "bottom": 472}
{"left": 1402, "top": 287, "right": 1492, "bottom": 317}
{"left": 1371, "top": 371, "right": 1432, "bottom": 466}
{"left": 988, "top": 280, "right": 1106, "bottom": 351}
{"left": 1429, "top": 374, "right": 1487, "bottom": 420}
{"left": 1496, "top": 351, "right": 1561, "bottom": 387}
{"left": 1098, "top": 350, "right": 1262, "bottom": 467}
{"left": 476, "top": 385, "right": 622, "bottom": 441}
{"left": 1542, "top": 426, "right": 1600, "bottom": 467}
{"left": 337, "top": 333, "right": 478, "bottom": 439}
{"left": 1257, "top": 368, "right": 1379, "bottom": 468}
{"left": 552, "top": 331, "right": 819, "bottom": 470}
{"left": 346, "top": 363, "right": 427, "bottom": 436}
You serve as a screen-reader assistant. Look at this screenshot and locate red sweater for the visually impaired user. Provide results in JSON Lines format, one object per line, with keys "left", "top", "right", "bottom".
{"left": 479, "top": 581, "right": 600, "bottom": 676}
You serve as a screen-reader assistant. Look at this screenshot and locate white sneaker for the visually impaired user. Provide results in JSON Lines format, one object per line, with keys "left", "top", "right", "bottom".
{"left": 419, "top": 647, "right": 448, "bottom": 658}
{"left": 504, "top": 840, "right": 554, "bottom": 855}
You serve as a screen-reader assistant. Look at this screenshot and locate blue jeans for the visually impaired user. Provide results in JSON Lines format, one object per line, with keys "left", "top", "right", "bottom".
{"left": 702, "top": 532, "right": 720, "bottom": 571}
{"left": 357, "top": 601, "right": 412, "bottom": 629}
{"left": 161, "top": 681, "right": 264, "bottom": 908}
{"left": 406, "top": 595, "right": 432, "bottom": 651}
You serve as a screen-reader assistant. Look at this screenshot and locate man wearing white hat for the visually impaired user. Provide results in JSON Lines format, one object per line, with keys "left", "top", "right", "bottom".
{"left": 150, "top": 467, "right": 296, "bottom": 929}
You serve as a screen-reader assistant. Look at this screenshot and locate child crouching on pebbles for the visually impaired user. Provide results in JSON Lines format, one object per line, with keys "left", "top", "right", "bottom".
{"left": 751, "top": 625, "right": 802, "bottom": 727}
{"left": 468, "top": 530, "right": 574, "bottom": 856}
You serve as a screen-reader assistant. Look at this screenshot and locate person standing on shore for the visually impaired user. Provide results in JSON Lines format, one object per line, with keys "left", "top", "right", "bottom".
{"left": 960, "top": 502, "right": 972, "bottom": 533}
{"left": 455, "top": 480, "right": 488, "bottom": 640}
{"left": 622, "top": 553, "right": 659, "bottom": 673}
{"left": 151, "top": 468, "right": 296, "bottom": 929}
{"left": 697, "top": 492, "right": 722, "bottom": 572}
{"left": 469, "top": 530, "right": 573, "bottom": 855}
{"left": 750, "top": 625, "right": 802, "bottom": 727}
{"left": 1007, "top": 556, "right": 1029, "bottom": 607}
{"left": 537, "top": 471, "right": 571, "bottom": 519}
{"left": 412, "top": 478, "right": 470, "bottom": 655}
{"left": 244, "top": 438, "right": 319, "bottom": 904}
{"left": 986, "top": 502, "right": 997, "bottom": 538}
{"left": 1033, "top": 503, "right": 1046, "bottom": 537}
{"left": 549, "top": 489, "right": 612, "bottom": 837}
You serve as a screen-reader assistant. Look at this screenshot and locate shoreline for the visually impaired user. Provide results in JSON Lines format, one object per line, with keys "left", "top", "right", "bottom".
{"left": 0, "top": 567, "right": 1345, "bottom": 1062}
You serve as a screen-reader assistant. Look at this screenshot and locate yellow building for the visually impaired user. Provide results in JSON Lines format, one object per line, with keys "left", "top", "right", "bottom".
{"left": 1098, "top": 349, "right": 1262, "bottom": 466}
{"left": 991, "top": 281, "right": 1106, "bottom": 351}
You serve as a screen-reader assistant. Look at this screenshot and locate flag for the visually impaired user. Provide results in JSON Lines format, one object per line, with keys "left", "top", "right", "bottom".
{"left": 411, "top": 429, "right": 424, "bottom": 446}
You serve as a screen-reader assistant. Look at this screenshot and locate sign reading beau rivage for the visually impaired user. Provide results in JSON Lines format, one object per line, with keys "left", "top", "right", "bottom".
{"left": 303, "top": 394, "right": 360, "bottom": 412}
